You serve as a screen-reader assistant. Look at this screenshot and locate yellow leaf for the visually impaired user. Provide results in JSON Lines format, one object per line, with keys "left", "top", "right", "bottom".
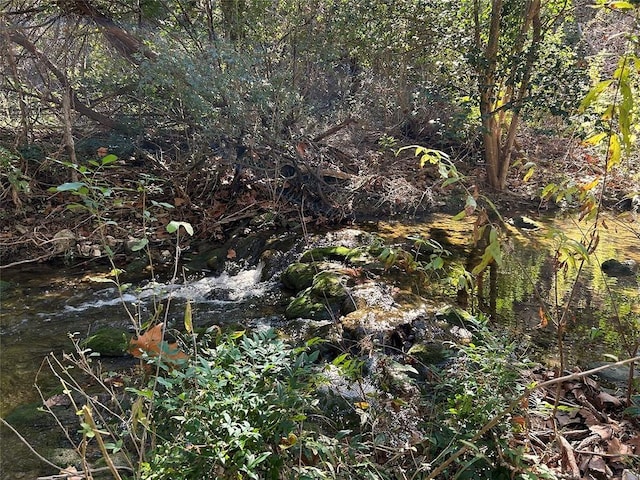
{"left": 607, "top": 133, "right": 622, "bottom": 171}
{"left": 581, "top": 177, "right": 600, "bottom": 192}
{"left": 184, "top": 300, "right": 193, "bottom": 335}
{"left": 584, "top": 132, "right": 608, "bottom": 146}
{"left": 523, "top": 166, "right": 535, "bottom": 182}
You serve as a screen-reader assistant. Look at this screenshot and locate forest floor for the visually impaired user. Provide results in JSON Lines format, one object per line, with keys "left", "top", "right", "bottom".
{"left": 1, "top": 123, "right": 638, "bottom": 270}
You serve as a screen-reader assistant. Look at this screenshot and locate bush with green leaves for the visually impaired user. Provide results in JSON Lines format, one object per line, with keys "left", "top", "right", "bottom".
{"left": 426, "top": 318, "right": 539, "bottom": 480}
{"left": 135, "top": 329, "right": 349, "bottom": 480}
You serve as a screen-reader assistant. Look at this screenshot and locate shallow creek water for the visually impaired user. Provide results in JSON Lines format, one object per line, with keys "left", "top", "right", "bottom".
{"left": 1, "top": 212, "right": 638, "bottom": 478}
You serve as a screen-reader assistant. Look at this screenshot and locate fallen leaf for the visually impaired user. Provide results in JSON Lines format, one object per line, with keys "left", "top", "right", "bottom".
{"left": 589, "top": 424, "right": 613, "bottom": 440}
{"left": 587, "top": 455, "right": 613, "bottom": 478}
{"left": 627, "top": 435, "right": 640, "bottom": 452}
{"left": 596, "top": 391, "right": 623, "bottom": 408}
{"left": 296, "top": 142, "right": 308, "bottom": 158}
{"left": 129, "top": 323, "right": 187, "bottom": 365}
{"left": 537, "top": 307, "right": 548, "bottom": 328}
{"left": 60, "top": 465, "right": 83, "bottom": 480}
{"left": 622, "top": 469, "right": 640, "bottom": 480}
{"left": 607, "top": 437, "right": 633, "bottom": 457}
{"left": 174, "top": 197, "right": 187, "bottom": 206}
{"left": 45, "top": 394, "right": 71, "bottom": 408}
{"left": 226, "top": 249, "right": 236, "bottom": 259}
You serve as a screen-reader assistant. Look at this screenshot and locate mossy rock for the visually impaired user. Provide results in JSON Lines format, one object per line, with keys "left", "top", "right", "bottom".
{"left": 435, "top": 306, "right": 477, "bottom": 328}
{"left": 83, "top": 327, "right": 131, "bottom": 356}
{"left": 285, "top": 290, "right": 332, "bottom": 320}
{"left": 299, "top": 246, "right": 360, "bottom": 263}
{"left": 310, "top": 271, "right": 347, "bottom": 298}
{"left": 407, "top": 341, "right": 453, "bottom": 365}
{"left": 205, "top": 246, "right": 228, "bottom": 272}
{"left": 4, "top": 402, "right": 48, "bottom": 428}
{"left": 281, "top": 262, "right": 318, "bottom": 291}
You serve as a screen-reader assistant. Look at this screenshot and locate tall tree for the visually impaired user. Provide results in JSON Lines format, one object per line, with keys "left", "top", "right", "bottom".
{"left": 472, "top": 0, "right": 561, "bottom": 190}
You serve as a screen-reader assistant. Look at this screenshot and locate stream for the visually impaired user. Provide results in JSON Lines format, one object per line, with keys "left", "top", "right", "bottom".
{"left": 1, "top": 212, "right": 639, "bottom": 479}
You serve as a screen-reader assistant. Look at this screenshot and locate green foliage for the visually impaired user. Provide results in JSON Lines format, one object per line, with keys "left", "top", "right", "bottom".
{"left": 0, "top": 147, "right": 31, "bottom": 199}
{"left": 429, "top": 319, "right": 534, "bottom": 479}
{"left": 136, "top": 329, "right": 342, "bottom": 479}
{"left": 51, "top": 155, "right": 123, "bottom": 217}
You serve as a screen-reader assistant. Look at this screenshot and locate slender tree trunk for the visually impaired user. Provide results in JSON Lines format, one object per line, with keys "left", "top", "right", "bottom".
{"left": 478, "top": 0, "right": 504, "bottom": 190}
{"left": 1, "top": 16, "right": 30, "bottom": 143}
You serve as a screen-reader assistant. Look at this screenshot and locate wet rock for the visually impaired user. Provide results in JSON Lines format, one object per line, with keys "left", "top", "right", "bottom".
{"left": 281, "top": 262, "right": 318, "bottom": 291}
{"left": 601, "top": 259, "right": 638, "bottom": 277}
{"left": 205, "top": 246, "right": 229, "bottom": 273}
{"left": 509, "top": 215, "right": 542, "bottom": 231}
{"left": 204, "top": 234, "right": 268, "bottom": 274}
{"left": 285, "top": 289, "right": 342, "bottom": 320}
{"left": 616, "top": 194, "right": 640, "bottom": 212}
{"left": 83, "top": 327, "right": 131, "bottom": 356}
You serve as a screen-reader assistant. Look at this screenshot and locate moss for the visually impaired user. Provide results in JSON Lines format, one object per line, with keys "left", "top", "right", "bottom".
{"left": 310, "top": 271, "right": 346, "bottom": 298}
{"left": 281, "top": 262, "right": 318, "bottom": 291}
{"left": 285, "top": 290, "right": 330, "bottom": 320}
{"left": 299, "top": 246, "right": 360, "bottom": 263}
{"left": 83, "top": 327, "right": 131, "bottom": 356}
{"left": 0, "top": 280, "right": 11, "bottom": 295}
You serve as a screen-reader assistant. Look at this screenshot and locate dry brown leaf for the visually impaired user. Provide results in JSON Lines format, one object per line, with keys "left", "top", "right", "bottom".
{"left": 596, "top": 391, "right": 623, "bottom": 408}
{"left": 627, "top": 435, "right": 640, "bottom": 453}
{"left": 129, "top": 323, "right": 187, "bottom": 365}
{"left": 587, "top": 455, "right": 613, "bottom": 478}
{"left": 44, "top": 394, "right": 71, "bottom": 408}
{"left": 607, "top": 437, "right": 633, "bottom": 457}
{"left": 580, "top": 408, "right": 601, "bottom": 427}
{"left": 622, "top": 469, "right": 640, "bottom": 480}
{"left": 589, "top": 424, "right": 613, "bottom": 440}
{"left": 60, "top": 465, "right": 83, "bottom": 480}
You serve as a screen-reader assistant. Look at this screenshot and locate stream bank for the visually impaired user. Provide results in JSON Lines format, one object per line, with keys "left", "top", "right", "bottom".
{"left": 1, "top": 210, "right": 639, "bottom": 479}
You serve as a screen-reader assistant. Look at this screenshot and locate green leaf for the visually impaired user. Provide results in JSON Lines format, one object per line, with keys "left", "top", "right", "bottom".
{"left": 130, "top": 238, "right": 149, "bottom": 252}
{"left": 541, "top": 183, "right": 557, "bottom": 200}
{"left": 579, "top": 80, "right": 613, "bottom": 112}
{"left": 101, "top": 154, "right": 118, "bottom": 165}
{"left": 151, "top": 200, "right": 175, "bottom": 209}
{"left": 451, "top": 210, "right": 467, "bottom": 221}
{"left": 166, "top": 220, "right": 194, "bottom": 236}
{"left": 56, "top": 182, "right": 86, "bottom": 192}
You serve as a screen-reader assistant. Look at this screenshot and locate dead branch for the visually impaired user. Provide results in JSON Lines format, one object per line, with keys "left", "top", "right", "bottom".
{"left": 312, "top": 117, "right": 357, "bottom": 143}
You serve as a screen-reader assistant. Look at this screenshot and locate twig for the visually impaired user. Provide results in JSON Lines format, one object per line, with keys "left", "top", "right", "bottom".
{"left": 312, "top": 117, "right": 356, "bottom": 143}
{"left": 0, "top": 252, "right": 53, "bottom": 269}
{"left": 37, "top": 466, "right": 131, "bottom": 480}
{"left": 557, "top": 434, "right": 580, "bottom": 479}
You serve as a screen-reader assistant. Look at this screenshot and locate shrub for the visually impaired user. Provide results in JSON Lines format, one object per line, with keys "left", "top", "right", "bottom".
{"left": 136, "top": 329, "right": 341, "bottom": 479}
